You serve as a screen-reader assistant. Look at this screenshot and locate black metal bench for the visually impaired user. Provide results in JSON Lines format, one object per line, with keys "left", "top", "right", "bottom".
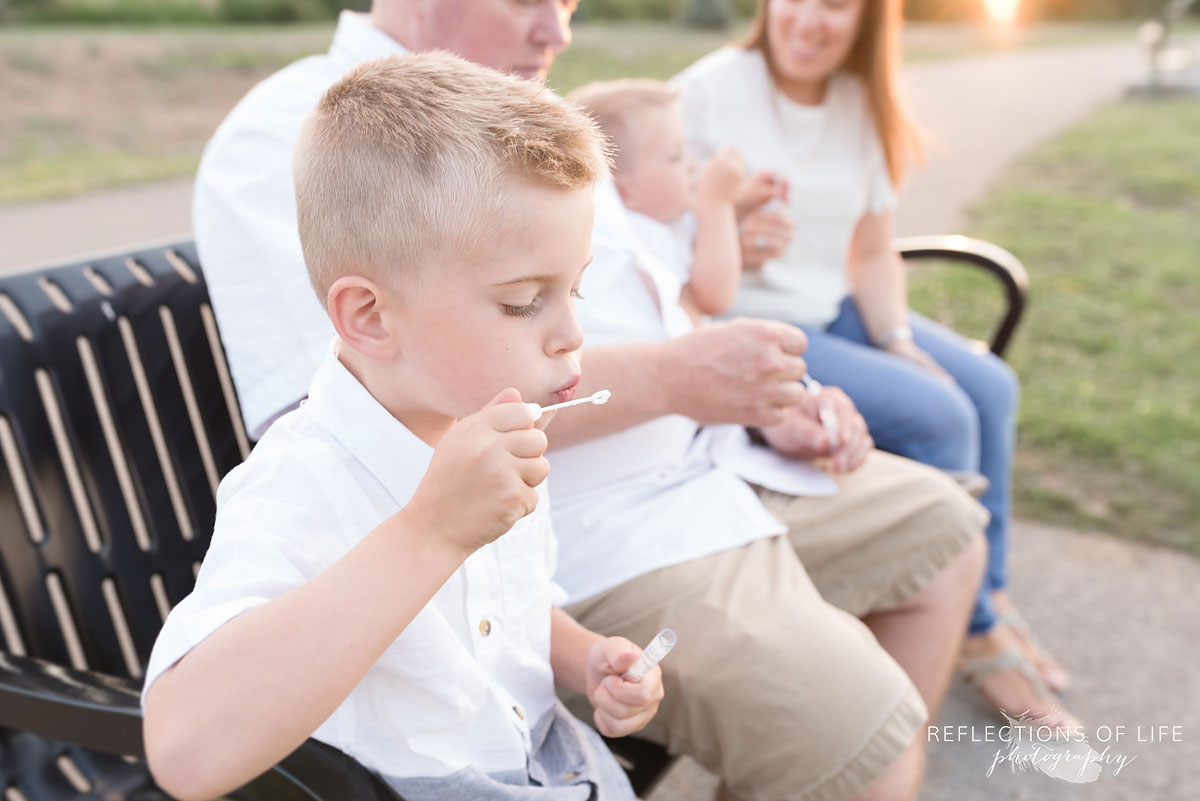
{"left": 0, "top": 236, "right": 1027, "bottom": 800}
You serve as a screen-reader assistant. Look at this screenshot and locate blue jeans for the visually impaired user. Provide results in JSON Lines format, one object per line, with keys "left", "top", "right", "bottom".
{"left": 801, "top": 297, "right": 1020, "bottom": 635}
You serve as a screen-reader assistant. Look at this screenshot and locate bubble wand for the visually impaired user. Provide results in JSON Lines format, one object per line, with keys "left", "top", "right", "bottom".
{"left": 527, "top": 389, "right": 612, "bottom": 421}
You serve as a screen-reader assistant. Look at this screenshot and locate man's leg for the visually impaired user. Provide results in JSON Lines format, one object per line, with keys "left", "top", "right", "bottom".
{"left": 757, "top": 450, "right": 987, "bottom": 721}
{"left": 564, "top": 534, "right": 929, "bottom": 801}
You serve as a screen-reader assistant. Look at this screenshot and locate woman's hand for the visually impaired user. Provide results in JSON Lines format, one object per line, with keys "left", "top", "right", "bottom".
{"left": 884, "top": 339, "right": 955, "bottom": 384}
{"left": 734, "top": 170, "right": 788, "bottom": 220}
{"left": 739, "top": 207, "right": 793, "bottom": 271}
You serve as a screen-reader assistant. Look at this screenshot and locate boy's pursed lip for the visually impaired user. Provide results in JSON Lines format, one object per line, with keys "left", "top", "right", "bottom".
{"left": 552, "top": 375, "right": 581, "bottom": 403}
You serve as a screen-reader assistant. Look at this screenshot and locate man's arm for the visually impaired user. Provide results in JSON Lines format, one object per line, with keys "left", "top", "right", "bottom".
{"left": 546, "top": 318, "right": 810, "bottom": 449}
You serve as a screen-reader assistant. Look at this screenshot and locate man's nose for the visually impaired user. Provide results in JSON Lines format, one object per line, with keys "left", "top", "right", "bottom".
{"left": 531, "top": 1, "right": 571, "bottom": 53}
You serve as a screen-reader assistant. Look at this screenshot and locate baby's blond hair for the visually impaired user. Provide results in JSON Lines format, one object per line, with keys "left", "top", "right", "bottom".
{"left": 294, "top": 52, "right": 610, "bottom": 305}
{"left": 567, "top": 79, "right": 679, "bottom": 173}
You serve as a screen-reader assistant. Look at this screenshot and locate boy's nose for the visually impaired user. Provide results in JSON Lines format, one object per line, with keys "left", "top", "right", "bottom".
{"left": 551, "top": 311, "right": 585, "bottom": 356}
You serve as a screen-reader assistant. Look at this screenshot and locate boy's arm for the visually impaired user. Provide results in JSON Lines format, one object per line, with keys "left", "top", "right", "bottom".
{"left": 685, "top": 146, "right": 745, "bottom": 317}
{"left": 145, "top": 392, "right": 546, "bottom": 801}
{"left": 687, "top": 197, "right": 741, "bottom": 317}
{"left": 548, "top": 609, "right": 664, "bottom": 738}
{"left": 145, "top": 507, "right": 464, "bottom": 801}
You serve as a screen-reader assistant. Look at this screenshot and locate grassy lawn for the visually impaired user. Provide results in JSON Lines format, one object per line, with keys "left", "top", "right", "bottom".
{"left": 0, "top": 19, "right": 1180, "bottom": 203}
{"left": 907, "top": 97, "right": 1200, "bottom": 555}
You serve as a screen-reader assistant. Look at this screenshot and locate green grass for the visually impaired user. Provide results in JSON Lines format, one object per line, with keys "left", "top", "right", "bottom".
{"left": 0, "top": 150, "right": 200, "bottom": 203}
{"left": 908, "top": 97, "right": 1200, "bottom": 554}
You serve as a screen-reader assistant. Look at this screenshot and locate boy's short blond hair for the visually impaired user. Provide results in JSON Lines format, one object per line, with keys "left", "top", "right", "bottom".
{"left": 567, "top": 79, "right": 679, "bottom": 173}
{"left": 294, "top": 52, "right": 609, "bottom": 305}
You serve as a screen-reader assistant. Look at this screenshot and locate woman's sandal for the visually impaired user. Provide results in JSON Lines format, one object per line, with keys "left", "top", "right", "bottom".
{"left": 997, "top": 607, "right": 1072, "bottom": 692}
{"left": 960, "top": 647, "right": 1081, "bottom": 735}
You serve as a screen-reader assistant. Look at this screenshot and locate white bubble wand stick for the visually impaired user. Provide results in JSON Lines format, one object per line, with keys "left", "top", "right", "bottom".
{"left": 623, "top": 628, "right": 678, "bottom": 682}
{"left": 527, "top": 389, "right": 612, "bottom": 421}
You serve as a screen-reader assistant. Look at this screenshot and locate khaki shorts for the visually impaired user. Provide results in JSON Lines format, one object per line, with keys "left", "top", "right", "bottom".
{"left": 564, "top": 451, "right": 986, "bottom": 801}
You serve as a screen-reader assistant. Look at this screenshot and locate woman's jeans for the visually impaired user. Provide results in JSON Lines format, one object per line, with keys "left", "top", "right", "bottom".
{"left": 802, "top": 297, "right": 1020, "bottom": 635}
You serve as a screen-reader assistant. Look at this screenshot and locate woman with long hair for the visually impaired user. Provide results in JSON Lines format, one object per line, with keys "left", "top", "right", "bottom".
{"left": 675, "top": 0, "right": 1076, "bottom": 726}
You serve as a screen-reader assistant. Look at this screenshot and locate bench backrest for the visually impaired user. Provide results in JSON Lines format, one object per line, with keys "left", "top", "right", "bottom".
{"left": 0, "top": 241, "right": 248, "bottom": 679}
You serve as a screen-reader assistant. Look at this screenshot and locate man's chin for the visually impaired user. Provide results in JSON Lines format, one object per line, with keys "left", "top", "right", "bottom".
{"left": 511, "top": 66, "right": 550, "bottom": 82}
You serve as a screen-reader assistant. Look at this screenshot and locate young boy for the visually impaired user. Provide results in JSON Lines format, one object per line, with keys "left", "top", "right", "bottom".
{"left": 568, "top": 79, "right": 745, "bottom": 323}
{"left": 141, "top": 53, "right": 663, "bottom": 801}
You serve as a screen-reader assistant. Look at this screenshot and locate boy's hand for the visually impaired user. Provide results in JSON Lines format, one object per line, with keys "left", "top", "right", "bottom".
{"left": 586, "top": 637, "right": 665, "bottom": 737}
{"left": 734, "top": 169, "right": 789, "bottom": 220}
{"left": 696, "top": 146, "right": 745, "bottom": 206}
{"left": 408, "top": 388, "right": 548, "bottom": 556}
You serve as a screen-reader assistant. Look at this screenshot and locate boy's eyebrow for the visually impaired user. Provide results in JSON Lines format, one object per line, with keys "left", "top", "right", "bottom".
{"left": 493, "top": 257, "right": 594, "bottom": 286}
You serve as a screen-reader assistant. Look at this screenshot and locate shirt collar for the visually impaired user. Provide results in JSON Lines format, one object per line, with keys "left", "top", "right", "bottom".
{"left": 304, "top": 340, "right": 433, "bottom": 508}
{"left": 329, "top": 10, "right": 409, "bottom": 65}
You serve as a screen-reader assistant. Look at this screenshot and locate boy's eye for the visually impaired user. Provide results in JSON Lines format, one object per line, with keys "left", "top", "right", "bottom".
{"left": 502, "top": 299, "right": 540, "bottom": 318}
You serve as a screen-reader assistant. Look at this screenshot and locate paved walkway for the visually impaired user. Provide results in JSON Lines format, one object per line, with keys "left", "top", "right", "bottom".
{"left": 2, "top": 33, "right": 1197, "bottom": 801}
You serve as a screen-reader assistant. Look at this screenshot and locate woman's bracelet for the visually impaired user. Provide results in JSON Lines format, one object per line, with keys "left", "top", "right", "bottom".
{"left": 875, "top": 324, "right": 913, "bottom": 350}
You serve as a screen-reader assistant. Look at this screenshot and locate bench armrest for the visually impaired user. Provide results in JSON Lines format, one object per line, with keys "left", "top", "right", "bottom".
{"left": 0, "top": 652, "right": 399, "bottom": 801}
{"left": 0, "top": 651, "right": 144, "bottom": 757}
{"left": 894, "top": 234, "right": 1030, "bottom": 358}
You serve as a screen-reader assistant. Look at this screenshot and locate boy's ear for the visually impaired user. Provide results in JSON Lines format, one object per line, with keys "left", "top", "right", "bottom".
{"left": 326, "top": 275, "right": 400, "bottom": 361}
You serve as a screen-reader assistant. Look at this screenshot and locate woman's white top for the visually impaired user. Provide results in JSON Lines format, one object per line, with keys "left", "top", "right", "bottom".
{"left": 674, "top": 47, "right": 897, "bottom": 328}
{"left": 142, "top": 345, "right": 566, "bottom": 779}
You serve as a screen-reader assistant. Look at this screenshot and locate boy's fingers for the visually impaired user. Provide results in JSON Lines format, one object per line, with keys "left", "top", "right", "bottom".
{"left": 515, "top": 455, "right": 550, "bottom": 489}
{"left": 486, "top": 387, "right": 523, "bottom": 407}
{"left": 504, "top": 428, "right": 548, "bottom": 459}
{"left": 606, "top": 673, "right": 663, "bottom": 707}
{"left": 592, "top": 685, "right": 638, "bottom": 721}
{"left": 486, "top": 401, "right": 540, "bottom": 432}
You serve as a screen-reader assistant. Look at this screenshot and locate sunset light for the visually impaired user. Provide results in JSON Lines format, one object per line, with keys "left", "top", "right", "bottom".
{"left": 984, "top": 0, "right": 1020, "bottom": 24}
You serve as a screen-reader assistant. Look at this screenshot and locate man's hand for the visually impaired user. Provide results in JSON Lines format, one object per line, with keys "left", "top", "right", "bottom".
{"left": 585, "top": 637, "right": 664, "bottom": 738}
{"left": 407, "top": 388, "right": 548, "bottom": 555}
{"left": 665, "top": 318, "right": 809, "bottom": 427}
{"left": 760, "top": 386, "right": 873, "bottom": 473}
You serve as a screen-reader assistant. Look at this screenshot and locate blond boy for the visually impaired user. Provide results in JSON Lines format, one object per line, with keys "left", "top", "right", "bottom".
{"left": 569, "top": 79, "right": 744, "bottom": 322}
{"left": 142, "top": 53, "right": 662, "bottom": 801}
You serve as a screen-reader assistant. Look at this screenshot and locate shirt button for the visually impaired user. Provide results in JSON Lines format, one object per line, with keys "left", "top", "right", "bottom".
{"left": 512, "top": 705, "right": 525, "bottom": 720}
{"left": 478, "top": 618, "right": 492, "bottom": 637}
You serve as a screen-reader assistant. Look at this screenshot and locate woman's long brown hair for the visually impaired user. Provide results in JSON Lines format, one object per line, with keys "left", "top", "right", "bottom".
{"left": 741, "top": 0, "right": 922, "bottom": 186}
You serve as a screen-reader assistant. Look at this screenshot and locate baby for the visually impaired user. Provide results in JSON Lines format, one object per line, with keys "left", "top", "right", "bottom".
{"left": 569, "top": 78, "right": 745, "bottom": 322}
{"left": 142, "top": 53, "right": 662, "bottom": 801}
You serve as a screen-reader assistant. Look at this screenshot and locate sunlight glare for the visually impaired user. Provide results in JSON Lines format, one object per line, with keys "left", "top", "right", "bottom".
{"left": 984, "top": 0, "right": 1020, "bottom": 25}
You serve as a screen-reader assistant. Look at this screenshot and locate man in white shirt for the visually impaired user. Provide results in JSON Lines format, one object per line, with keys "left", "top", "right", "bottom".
{"left": 195, "top": 3, "right": 988, "bottom": 800}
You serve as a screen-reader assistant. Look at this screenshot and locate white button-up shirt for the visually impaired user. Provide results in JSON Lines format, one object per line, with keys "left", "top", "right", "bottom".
{"left": 674, "top": 48, "right": 898, "bottom": 329}
{"left": 143, "top": 346, "right": 566, "bottom": 779}
{"left": 546, "top": 181, "right": 834, "bottom": 604}
{"left": 193, "top": 12, "right": 405, "bottom": 440}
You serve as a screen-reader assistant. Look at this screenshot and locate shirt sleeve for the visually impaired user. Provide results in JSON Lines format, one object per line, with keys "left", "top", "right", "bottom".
{"left": 141, "top": 461, "right": 346, "bottom": 706}
{"left": 863, "top": 108, "right": 899, "bottom": 216}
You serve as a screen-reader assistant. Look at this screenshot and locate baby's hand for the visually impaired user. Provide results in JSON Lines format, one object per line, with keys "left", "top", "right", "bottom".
{"left": 408, "top": 388, "right": 548, "bottom": 555}
{"left": 697, "top": 146, "right": 745, "bottom": 206}
{"left": 585, "top": 636, "right": 665, "bottom": 737}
